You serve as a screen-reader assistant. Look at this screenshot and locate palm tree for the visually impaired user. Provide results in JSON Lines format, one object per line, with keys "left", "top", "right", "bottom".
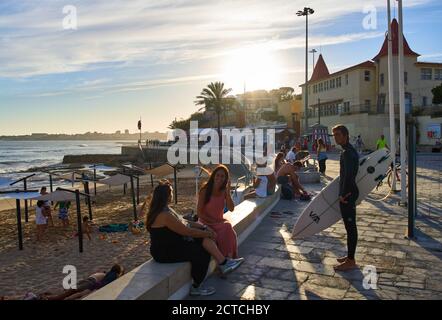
{"left": 195, "top": 82, "right": 232, "bottom": 147}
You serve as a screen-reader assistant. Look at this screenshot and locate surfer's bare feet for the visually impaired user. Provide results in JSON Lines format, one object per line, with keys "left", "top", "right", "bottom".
{"left": 334, "top": 259, "right": 357, "bottom": 271}
{"left": 336, "top": 256, "right": 348, "bottom": 263}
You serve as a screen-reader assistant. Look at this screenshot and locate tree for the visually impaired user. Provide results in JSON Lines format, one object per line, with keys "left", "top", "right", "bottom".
{"left": 432, "top": 83, "right": 442, "bottom": 105}
{"left": 195, "top": 82, "right": 232, "bottom": 146}
{"left": 270, "top": 87, "right": 295, "bottom": 102}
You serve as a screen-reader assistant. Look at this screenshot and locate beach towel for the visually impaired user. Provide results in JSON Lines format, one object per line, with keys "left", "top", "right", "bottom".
{"left": 99, "top": 224, "right": 129, "bottom": 233}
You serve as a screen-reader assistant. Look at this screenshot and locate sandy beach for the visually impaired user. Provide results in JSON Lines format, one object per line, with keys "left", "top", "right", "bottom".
{"left": 0, "top": 173, "right": 200, "bottom": 299}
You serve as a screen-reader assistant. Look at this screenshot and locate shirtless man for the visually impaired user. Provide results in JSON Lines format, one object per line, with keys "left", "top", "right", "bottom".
{"left": 276, "top": 161, "right": 309, "bottom": 197}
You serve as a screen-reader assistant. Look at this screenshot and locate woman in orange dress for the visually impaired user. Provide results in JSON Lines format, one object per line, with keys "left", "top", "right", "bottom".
{"left": 197, "top": 165, "right": 239, "bottom": 258}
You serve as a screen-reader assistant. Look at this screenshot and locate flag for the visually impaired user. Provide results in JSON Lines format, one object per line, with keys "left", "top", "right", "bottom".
{"left": 137, "top": 120, "right": 142, "bottom": 130}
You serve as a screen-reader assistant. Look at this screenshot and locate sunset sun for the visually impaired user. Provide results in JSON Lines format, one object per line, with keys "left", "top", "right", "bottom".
{"left": 221, "top": 45, "right": 282, "bottom": 92}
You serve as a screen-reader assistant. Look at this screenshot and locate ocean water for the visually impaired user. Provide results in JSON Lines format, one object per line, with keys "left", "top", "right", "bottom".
{"left": 0, "top": 140, "right": 128, "bottom": 191}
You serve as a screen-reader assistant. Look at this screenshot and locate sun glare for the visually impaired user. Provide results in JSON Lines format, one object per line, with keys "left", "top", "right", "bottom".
{"left": 221, "top": 45, "right": 282, "bottom": 93}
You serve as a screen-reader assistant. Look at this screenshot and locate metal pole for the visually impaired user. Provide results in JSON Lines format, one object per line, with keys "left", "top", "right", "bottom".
{"left": 304, "top": 13, "right": 309, "bottom": 134}
{"left": 407, "top": 118, "right": 416, "bottom": 238}
{"left": 130, "top": 176, "right": 138, "bottom": 220}
{"left": 398, "top": 0, "right": 407, "bottom": 204}
{"left": 387, "top": 0, "right": 398, "bottom": 192}
{"left": 16, "top": 199, "right": 23, "bottom": 250}
{"left": 173, "top": 166, "right": 178, "bottom": 204}
{"left": 23, "top": 179, "right": 29, "bottom": 223}
{"left": 75, "top": 190, "right": 83, "bottom": 253}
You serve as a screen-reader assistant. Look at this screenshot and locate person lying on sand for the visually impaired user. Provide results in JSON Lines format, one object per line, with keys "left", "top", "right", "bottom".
{"left": 0, "top": 264, "right": 125, "bottom": 301}
{"left": 43, "top": 264, "right": 125, "bottom": 300}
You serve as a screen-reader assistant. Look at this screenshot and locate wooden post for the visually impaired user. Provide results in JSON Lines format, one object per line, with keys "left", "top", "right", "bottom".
{"left": 75, "top": 190, "right": 83, "bottom": 253}
{"left": 94, "top": 167, "right": 97, "bottom": 196}
{"left": 49, "top": 174, "right": 54, "bottom": 205}
{"left": 24, "top": 179, "right": 28, "bottom": 223}
{"left": 130, "top": 176, "right": 138, "bottom": 220}
{"left": 136, "top": 175, "right": 140, "bottom": 205}
{"left": 16, "top": 199, "right": 23, "bottom": 250}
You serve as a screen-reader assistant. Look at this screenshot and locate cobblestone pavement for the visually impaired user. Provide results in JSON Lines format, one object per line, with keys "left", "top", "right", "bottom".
{"left": 189, "top": 154, "right": 442, "bottom": 300}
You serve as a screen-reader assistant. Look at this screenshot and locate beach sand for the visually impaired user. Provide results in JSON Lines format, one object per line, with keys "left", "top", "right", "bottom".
{"left": 0, "top": 174, "right": 201, "bottom": 299}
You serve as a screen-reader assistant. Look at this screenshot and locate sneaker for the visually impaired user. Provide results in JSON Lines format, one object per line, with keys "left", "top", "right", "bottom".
{"left": 189, "top": 285, "right": 216, "bottom": 296}
{"left": 219, "top": 257, "right": 245, "bottom": 275}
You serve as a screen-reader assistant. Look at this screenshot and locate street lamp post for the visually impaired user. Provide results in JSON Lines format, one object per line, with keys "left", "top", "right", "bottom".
{"left": 297, "top": 7, "right": 315, "bottom": 135}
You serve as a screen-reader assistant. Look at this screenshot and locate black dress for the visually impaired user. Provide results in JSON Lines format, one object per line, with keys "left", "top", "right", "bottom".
{"left": 149, "top": 210, "right": 211, "bottom": 286}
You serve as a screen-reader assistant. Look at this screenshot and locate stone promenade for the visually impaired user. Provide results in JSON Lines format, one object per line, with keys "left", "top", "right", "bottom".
{"left": 189, "top": 154, "right": 442, "bottom": 300}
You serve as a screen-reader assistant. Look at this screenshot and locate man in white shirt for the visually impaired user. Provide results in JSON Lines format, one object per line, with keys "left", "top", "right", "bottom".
{"left": 285, "top": 147, "right": 297, "bottom": 163}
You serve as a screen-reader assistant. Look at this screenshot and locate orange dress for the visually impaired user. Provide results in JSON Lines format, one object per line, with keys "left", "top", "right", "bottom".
{"left": 198, "top": 194, "right": 238, "bottom": 258}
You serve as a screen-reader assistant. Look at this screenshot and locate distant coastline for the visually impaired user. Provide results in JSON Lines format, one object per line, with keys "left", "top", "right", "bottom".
{"left": 0, "top": 131, "right": 168, "bottom": 141}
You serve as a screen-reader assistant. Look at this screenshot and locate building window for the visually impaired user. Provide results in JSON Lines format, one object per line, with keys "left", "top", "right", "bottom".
{"left": 337, "top": 77, "right": 342, "bottom": 88}
{"left": 423, "top": 96, "right": 428, "bottom": 107}
{"left": 364, "top": 70, "right": 371, "bottom": 81}
{"left": 380, "top": 73, "right": 384, "bottom": 87}
{"left": 404, "top": 72, "right": 408, "bottom": 85}
{"left": 435, "top": 69, "right": 442, "bottom": 80}
{"left": 313, "top": 84, "right": 317, "bottom": 93}
{"left": 421, "top": 68, "right": 432, "bottom": 80}
{"left": 324, "top": 81, "right": 329, "bottom": 91}
{"left": 330, "top": 78, "right": 335, "bottom": 89}
{"left": 343, "top": 102, "right": 350, "bottom": 113}
{"left": 319, "top": 83, "right": 323, "bottom": 92}
{"left": 345, "top": 74, "right": 349, "bottom": 85}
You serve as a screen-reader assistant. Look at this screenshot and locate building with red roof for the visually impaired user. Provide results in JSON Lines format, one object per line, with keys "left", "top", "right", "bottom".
{"left": 299, "top": 19, "right": 442, "bottom": 147}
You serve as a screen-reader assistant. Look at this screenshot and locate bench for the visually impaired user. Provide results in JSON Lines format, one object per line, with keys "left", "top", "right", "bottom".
{"left": 84, "top": 186, "right": 280, "bottom": 300}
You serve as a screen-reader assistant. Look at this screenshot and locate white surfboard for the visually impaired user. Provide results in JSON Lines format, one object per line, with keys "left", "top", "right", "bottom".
{"left": 292, "top": 148, "right": 391, "bottom": 239}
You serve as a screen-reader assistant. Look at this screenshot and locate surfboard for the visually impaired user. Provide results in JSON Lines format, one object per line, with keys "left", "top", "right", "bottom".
{"left": 292, "top": 148, "right": 391, "bottom": 239}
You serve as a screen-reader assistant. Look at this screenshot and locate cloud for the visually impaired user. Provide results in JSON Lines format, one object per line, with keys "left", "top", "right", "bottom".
{"left": 0, "top": 0, "right": 434, "bottom": 78}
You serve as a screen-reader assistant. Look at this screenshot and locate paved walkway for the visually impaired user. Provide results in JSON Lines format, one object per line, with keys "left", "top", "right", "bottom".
{"left": 189, "top": 155, "right": 442, "bottom": 300}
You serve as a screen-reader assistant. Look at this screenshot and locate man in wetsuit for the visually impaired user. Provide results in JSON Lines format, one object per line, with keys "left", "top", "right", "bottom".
{"left": 332, "top": 125, "right": 359, "bottom": 271}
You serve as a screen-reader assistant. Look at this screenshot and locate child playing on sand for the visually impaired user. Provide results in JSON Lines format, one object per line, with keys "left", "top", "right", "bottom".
{"left": 35, "top": 200, "right": 48, "bottom": 241}
{"left": 82, "top": 216, "right": 92, "bottom": 240}
{"left": 74, "top": 216, "right": 93, "bottom": 240}
{"left": 40, "top": 187, "right": 54, "bottom": 227}
{"left": 54, "top": 200, "right": 71, "bottom": 227}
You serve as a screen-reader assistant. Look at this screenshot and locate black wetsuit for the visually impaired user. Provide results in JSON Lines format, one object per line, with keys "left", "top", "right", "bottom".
{"left": 339, "top": 142, "right": 360, "bottom": 260}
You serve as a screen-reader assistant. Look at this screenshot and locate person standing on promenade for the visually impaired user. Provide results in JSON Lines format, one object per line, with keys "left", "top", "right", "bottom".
{"left": 332, "top": 124, "right": 360, "bottom": 271}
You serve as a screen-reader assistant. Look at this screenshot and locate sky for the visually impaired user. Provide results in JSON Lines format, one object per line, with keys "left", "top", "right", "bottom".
{"left": 1, "top": 0, "right": 441, "bottom": 135}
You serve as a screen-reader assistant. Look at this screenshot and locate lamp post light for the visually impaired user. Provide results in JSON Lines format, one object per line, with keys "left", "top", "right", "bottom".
{"left": 297, "top": 7, "right": 315, "bottom": 135}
